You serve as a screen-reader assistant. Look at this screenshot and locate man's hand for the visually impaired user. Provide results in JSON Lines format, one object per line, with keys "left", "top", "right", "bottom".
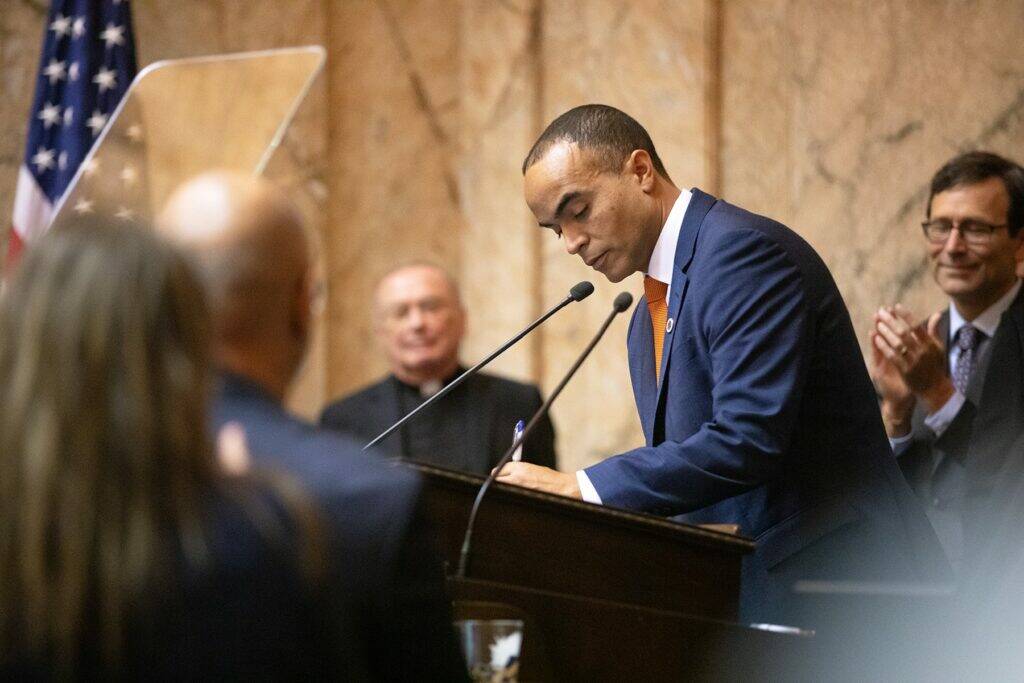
{"left": 869, "top": 317, "right": 915, "bottom": 436}
{"left": 494, "top": 462, "right": 581, "bottom": 499}
{"left": 873, "top": 305, "right": 955, "bottom": 415}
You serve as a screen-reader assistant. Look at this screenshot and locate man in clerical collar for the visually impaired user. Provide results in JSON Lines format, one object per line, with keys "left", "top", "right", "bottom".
{"left": 320, "top": 262, "right": 557, "bottom": 475}
{"left": 871, "top": 151, "right": 1024, "bottom": 575}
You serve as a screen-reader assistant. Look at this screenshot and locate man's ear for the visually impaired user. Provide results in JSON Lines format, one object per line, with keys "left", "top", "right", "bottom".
{"left": 627, "top": 149, "right": 657, "bottom": 193}
{"left": 291, "top": 269, "right": 314, "bottom": 343}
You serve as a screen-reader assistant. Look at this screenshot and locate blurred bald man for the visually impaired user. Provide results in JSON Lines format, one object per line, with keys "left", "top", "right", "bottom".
{"left": 159, "top": 172, "right": 467, "bottom": 681}
{"left": 320, "top": 262, "right": 557, "bottom": 476}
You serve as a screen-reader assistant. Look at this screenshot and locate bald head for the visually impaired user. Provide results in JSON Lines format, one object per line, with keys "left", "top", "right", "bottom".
{"left": 159, "top": 172, "right": 312, "bottom": 398}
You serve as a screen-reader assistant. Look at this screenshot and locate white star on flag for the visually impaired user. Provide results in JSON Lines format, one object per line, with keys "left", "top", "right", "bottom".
{"left": 93, "top": 67, "right": 117, "bottom": 93}
{"left": 86, "top": 110, "right": 109, "bottom": 136}
{"left": 99, "top": 23, "right": 126, "bottom": 48}
{"left": 115, "top": 206, "right": 134, "bottom": 221}
{"left": 31, "top": 147, "right": 56, "bottom": 173}
{"left": 42, "top": 59, "right": 67, "bottom": 84}
{"left": 82, "top": 157, "right": 100, "bottom": 177}
{"left": 49, "top": 13, "right": 72, "bottom": 38}
{"left": 8, "top": 0, "right": 137, "bottom": 268}
{"left": 120, "top": 165, "right": 138, "bottom": 186}
{"left": 38, "top": 103, "right": 61, "bottom": 129}
{"left": 74, "top": 198, "right": 94, "bottom": 214}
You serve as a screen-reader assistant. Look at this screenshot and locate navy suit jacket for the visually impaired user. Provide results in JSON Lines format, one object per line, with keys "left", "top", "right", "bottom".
{"left": 214, "top": 372, "right": 467, "bottom": 681}
{"left": 899, "top": 288, "right": 1024, "bottom": 569}
{"left": 585, "top": 189, "right": 949, "bottom": 622}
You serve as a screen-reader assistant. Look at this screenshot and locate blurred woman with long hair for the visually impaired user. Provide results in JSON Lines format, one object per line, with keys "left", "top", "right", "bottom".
{"left": 0, "top": 219, "right": 331, "bottom": 677}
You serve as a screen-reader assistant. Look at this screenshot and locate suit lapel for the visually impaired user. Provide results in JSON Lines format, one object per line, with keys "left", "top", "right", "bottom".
{"left": 967, "top": 287, "right": 1024, "bottom": 480}
{"left": 654, "top": 188, "right": 716, "bottom": 408}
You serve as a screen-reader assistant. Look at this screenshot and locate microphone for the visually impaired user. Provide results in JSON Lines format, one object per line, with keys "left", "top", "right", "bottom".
{"left": 363, "top": 281, "right": 595, "bottom": 451}
{"left": 456, "top": 291, "right": 634, "bottom": 578}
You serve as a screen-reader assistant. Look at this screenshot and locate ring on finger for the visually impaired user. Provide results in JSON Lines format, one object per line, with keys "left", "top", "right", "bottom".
{"left": 898, "top": 344, "right": 909, "bottom": 356}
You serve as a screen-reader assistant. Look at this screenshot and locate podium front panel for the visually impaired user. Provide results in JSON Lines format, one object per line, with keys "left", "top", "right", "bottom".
{"left": 408, "top": 462, "right": 754, "bottom": 621}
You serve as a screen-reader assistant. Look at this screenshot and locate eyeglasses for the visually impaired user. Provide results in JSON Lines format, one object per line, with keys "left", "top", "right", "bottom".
{"left": 921, "top": 218, "right": 1008, "bottom": 245}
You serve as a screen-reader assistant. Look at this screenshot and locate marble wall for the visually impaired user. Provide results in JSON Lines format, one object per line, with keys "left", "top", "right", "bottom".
{"left": 720, "top": 0, "right": 1024, "bottom": 351}
{"left": 2, "top": 0, "right": 1022, "bottom": 471}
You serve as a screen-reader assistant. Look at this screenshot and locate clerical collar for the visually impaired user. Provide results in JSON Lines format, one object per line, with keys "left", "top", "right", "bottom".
{"left": 419, "top": 378, "right": 442, "bottom": 398}
{"left": 393, "top": 366, "right": 465, "bottom": 398}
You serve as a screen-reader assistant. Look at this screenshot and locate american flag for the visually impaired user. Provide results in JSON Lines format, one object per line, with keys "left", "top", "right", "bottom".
{"left": 7, "top": 0, "right": 136, "bottom": 267}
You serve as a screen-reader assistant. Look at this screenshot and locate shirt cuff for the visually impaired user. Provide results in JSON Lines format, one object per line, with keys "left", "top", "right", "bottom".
{"left": 576, "top": 470, "right": 603, "bottom": 505}
{"left": 888, "top": 432, "right": 914, "bottom": 457}
{"left": 923, "top": 390, "right": 966, "bottom": 439}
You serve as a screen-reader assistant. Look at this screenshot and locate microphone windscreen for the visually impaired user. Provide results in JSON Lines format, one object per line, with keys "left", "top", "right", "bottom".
{"left": 613, "top": 292, "right": 634, "bottom": 312}
{"left": 569, "top": 281, "right": 595, "bottom": 301}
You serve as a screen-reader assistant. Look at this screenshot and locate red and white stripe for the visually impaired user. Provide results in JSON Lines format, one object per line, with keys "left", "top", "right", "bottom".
{"left": 7, "top": 165, "right": 55, "bottom": 269}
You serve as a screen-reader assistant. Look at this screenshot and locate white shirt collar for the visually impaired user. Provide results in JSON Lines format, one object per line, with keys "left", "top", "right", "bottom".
{"left": 949, "top": 279, "right": 1021, "bottom": 341}
{"left": 419, "top": 378, "right": 442, "bottom": 398}
{"left": 645, "top": 189, "right": 692, "bottom": 286}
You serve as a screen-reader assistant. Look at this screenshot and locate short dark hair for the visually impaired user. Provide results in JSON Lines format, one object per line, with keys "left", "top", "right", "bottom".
{"left": 521, "top": 104, "right": 670, "bottom": 180}
{"left": 927, "top": 151, "right": 1024, "bottom": 237}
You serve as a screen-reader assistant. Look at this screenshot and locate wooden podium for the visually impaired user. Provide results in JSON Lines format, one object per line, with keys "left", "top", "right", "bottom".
{"left": 408, "top": 463, "right": 811, "bottom": 680}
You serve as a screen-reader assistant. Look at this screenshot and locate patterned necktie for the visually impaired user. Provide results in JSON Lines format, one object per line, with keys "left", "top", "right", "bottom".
{"left": 644, "top": 275, "right": 669, "bottom": 379}
{"left": 952, "top": 323, "right": 983, "bottom": 395}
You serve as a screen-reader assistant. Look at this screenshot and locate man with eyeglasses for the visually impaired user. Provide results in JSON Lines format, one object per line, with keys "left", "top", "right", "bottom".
{"left": 871, "top": 151, "right": 1024, "bottom": 574}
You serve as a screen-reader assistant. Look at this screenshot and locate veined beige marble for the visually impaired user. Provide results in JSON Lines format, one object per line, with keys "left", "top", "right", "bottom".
{"left": 324, "top": 0, "right": 465, "bottom": 410}
{"left": 721, "top": 0, "right": 1024, "bottom": 356}
{"left": 456, "top": 0, "right": 542, "bottom": 395}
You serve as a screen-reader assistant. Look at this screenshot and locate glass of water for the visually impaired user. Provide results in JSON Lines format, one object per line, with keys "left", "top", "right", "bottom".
{"left": 455, "top": 619, "right": 524, "bottom": 682}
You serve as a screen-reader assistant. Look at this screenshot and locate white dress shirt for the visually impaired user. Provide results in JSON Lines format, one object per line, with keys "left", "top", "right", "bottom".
{"left": 891, "top": 279, "right": 1021, "bottom": 455}
{"left": 576, "top": 189, "right": 694, "bottom": 504}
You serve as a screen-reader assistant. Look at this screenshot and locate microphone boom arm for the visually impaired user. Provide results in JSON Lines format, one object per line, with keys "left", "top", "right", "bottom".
{"left": 456, "top": 292, "right": 633, "bottom": 578}
{"left": 363, "top": 282, "right": 593, "bottom": 452}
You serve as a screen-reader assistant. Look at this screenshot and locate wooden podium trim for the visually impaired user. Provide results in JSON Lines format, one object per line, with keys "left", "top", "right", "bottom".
{"left": 404, "top": 460, "right": 755, "bottom": 553}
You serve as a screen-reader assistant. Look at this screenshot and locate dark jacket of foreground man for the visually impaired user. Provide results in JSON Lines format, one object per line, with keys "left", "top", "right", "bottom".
{"left": 215, "top": 372, "right": 468, "bottom": 681}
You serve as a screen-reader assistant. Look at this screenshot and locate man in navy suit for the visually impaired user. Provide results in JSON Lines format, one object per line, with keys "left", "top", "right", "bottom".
{"left": 160, "top": 173, "right": 467, "bottom": 681}
{"left": 870, "top": 152, "right": 1024, "bottom": 576}
{"left": 497, "top": 104, "right": 948, "bottom": 623}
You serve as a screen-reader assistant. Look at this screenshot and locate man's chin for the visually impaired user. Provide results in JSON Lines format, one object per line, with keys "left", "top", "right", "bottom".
{"left": 600, "top": 264, "right": 637, "bottom": 283}
{"left": 936, "top": 275, "right": 980, "bottom": 298}
{"left": 398, "top": 356, "right": 453, "bottom": 378}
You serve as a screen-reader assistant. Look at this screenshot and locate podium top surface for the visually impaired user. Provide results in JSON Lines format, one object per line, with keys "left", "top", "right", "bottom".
{"left": 407, "top": 461, "right": 755, "bottom": 554}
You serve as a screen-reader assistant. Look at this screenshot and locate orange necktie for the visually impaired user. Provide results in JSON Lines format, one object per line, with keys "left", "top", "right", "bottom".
{"left": 644, "top": 275, "right": 669, "bottom": 379}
